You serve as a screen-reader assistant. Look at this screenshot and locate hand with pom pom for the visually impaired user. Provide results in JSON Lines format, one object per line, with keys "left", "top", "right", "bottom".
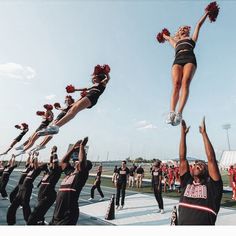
{"left": 66, "top": 85, "right": 75, "bottom": 93}
{"left": 36, "top": 111, "right": 45, "bottom": 116}
{"left": 54, "top": 103, "right": 61, "bottom": 109}
{"left": 205, "top": 1, "right": 220, "bottom": 22}
{"left": 156, "top": 28, "right": 170, "bottom": 43}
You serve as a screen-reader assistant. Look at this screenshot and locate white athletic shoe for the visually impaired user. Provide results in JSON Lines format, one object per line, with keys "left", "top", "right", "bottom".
{"left": 172, "top": 112, "right": 182, "bottom": 126}
{"left": 2, "top": 197, "right": 9, "bottom": 200}
{"left": 34, "top": 145, "right": 46, "bottom": 152}
{"left": 37, "top": 125, "right": 59, "bottom": 136}
{"left": 156, "top": 209, "right": 161, "bottom": 213}
{"left": 160, "top": 209, "right": 164, "bottom": 214}
{"left": 99, "top": 197, "right": 104, "bottom": 201}
{"left": 15, "top": 144, "right": 24, "bottom": 151}
{"left": 166, "top": 112, "right": 176, "bottom": 125}
{"left": 120, "top": 205, "right": 124, "bottom": 210}
{"left": 88, "top": 198, "right": 94, "bottom": 201}
{"left": 116, "top": 205, "right": 119, "bottom": 210}
{"left": 15, "top": 150, "right": 25, "bottom": 157}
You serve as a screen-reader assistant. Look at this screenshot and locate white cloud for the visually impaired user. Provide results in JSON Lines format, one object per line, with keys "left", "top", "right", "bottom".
{"left": 0, "top": 63, "right": 36, "bottom": 81}
{"left": 135, "top": 120, "right": 157, "bottom": 130}
{"left": 45, "top": 94, "right": 56, "bottom": 100}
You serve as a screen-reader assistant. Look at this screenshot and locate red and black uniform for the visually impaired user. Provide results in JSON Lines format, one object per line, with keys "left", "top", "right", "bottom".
{"left": 7, "top": 163, "right": 48, "bottom": 225}
{"left": 27, "top": 165, "right": 62, "bottom": 225}
{"left": 9, "top": 163, "right": 33, "bottom": 203}
{"left": 152, "top": 168, "right": 164, "bottom": 210}
{"left": 86, "top": 83, "right": 106, "bottom": 109}
{"left": 0, "top": 164, "right": 17, "bottom": 198}
{"left": 90, "top": 170, "right": 104, "bottom": 199}
{"left": 50, "top": 161, "right": 92, "bottom": 225}
{"left": 115, "top": 167, "right": 129, "bottom": 207}
{"left": 55, "top": 104, "right": 73, "bottom": 121}
{"left": 35, "top": 110, "right": 54, "bottom": 132}
{"left": 178, "top": 172, "right": 223, "bottom": 225}
{"left": 14, "top": 126, "right": 29, "bottom": 142}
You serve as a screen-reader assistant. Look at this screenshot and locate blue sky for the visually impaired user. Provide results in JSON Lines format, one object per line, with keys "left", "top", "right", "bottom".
{"left": 0, "top": 0, "right": 235, "bottom": 162}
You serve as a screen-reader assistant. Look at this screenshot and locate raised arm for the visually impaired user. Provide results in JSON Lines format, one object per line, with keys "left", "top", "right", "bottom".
{"left": 60, "top": 139, "right": 82, "bottom": 170}
{"left": 199, "top": 117, "right": 221, "bottom": 181}
{"left": 101, "top": 73, "right": 111, "bottom": 86}
{"left": 77, "top": 137, "right": 88, "bottom": 170}
{"left": 179, "top": 120, "right": 190, "bottom": 176}
{"left": 191, "top": 11, "right": 209, "bottom": 42}
{"left": 163, "top": 34, "right": 178, "bottom": 48}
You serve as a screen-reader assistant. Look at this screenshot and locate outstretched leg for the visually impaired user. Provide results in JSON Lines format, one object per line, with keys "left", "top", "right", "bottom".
{"left": 167, "top": 65, "right": 183, "bottom": 124}
{"left": 56, "top": 97, "right": 91, "bottom": 127}
{"left": 177, "top": 63, "right": 196, "bottom": 114}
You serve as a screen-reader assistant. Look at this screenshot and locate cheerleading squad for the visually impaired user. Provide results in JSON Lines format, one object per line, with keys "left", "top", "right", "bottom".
{"left": 0, "top": 1, "right": 224, "bottom": 226}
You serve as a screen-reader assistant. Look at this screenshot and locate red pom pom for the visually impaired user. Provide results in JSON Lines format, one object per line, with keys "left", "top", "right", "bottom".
{"left": 156, "top": 28, "right": 170, "bottom": 43}
{"left": 205, "top": 1, "right": 220, "bottom": 22}
{"left": 54, "top": 103, "right": 61, "bottom": 109}
{"left": 43, "top": 104, "right": 53, "bottom": 110}
{"left": 15, "top": 125, "right": 20, "bottom": 129}
{"left": 36, "top": 111, "right": 45, "bottom": 116}
{"left": 21, "top": 123, "right": 28, "bottom": 129}
{"left": 102, "top": 64, "right": 111, "bottom": 74}
{"left": 66, "top": 84, "right": 75, "bottom": 93}
{"left": 93, "top": 65, "right": 103, "bottom": 75}
{"left": 80, "top": 90, "right": 88, "bottom": 97}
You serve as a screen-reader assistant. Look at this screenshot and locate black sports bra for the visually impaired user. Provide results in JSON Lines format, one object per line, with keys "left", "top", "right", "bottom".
{"left": 175, "top": 38, "right": 196, "bottom": 55}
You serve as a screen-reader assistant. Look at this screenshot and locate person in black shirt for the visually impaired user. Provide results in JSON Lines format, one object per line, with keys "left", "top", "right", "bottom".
{"left": 136, "top": 165, "right": 144, "bottom": 188}
{"left": 9, "top": 153, "right": 32, "bottom": 203}
{"left": 0, "top": 155, "right": 17, "bottom": 199}
{"left": 116, "top": 160, "right": 129, "bottom": 209}
{"left": 0, "top": 123, "right": 29, "bottom": 155}
{"left": 88, "top": 165, "right": 104, "bottom": 201}
{"left": 7, "top": 152, "right": 48, "bottom": 225}
{"left": 37, "top": 65, "right": 111, "bottom": 136}
{"left": 27, "top": 146, "right": 62, "bottom": 225}
{"left": 50, "top": 137, "right": 92, "bottom": 225}
{"left": 178, "top": 118, "right": 223, "bottom": 225}
{"left": 152, "top": 160, "right": 164, "bottom": 214}
{"left": 33, "top": 95, "right": 75, "bottom": 152}
{"left": 15, "top": 104, "right": 54, "bottom": 155}
{"left": 163, "top": 10, "right": 210, "bottom": 126}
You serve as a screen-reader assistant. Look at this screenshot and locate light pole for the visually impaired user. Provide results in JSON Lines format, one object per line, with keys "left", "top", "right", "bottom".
{"left": 222, "top": 124, "right": 231, "bottom": 150}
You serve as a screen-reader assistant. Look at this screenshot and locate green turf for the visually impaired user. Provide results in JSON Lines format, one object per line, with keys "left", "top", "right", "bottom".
{"left": 87, "top": 176, "right": 236, "bottom": 209}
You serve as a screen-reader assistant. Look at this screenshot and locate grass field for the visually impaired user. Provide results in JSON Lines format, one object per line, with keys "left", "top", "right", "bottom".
{"left": 87, "top": 169, "right": 236, "bottom": 209}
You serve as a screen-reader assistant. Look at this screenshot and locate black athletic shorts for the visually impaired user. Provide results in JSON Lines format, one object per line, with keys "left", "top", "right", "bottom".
{"left": 86, "top": 92, "right": 100, "bottom": 109}
{"left": 173, "top": 51, "right": 197, "bottom": 67}
{"left": 55, "top": 111, "right": 67, "bottom": 121}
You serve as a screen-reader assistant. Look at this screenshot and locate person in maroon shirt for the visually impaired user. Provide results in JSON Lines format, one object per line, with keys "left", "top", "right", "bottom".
{"left": 178, "top": 118, "right": 223, "bottom": 225}
{"left": 115, "top": 160, "right": 130, "bottom": 209}
{"left": 7, "top": 152, "right": 48, "bottom": 225}
{"left": 50, "top": 137, "right": 92, "bottom": 225}
{"left": 27, "top": 146, "right": 62, "bottom": 225}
